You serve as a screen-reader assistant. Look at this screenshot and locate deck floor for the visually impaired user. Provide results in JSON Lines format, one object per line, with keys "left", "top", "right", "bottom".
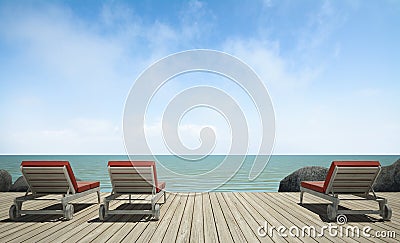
{"left": 0, "top": 192, "right": 398, "bottom": 242}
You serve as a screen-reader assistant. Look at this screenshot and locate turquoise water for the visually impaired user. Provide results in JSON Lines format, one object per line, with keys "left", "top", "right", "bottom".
{"left": 0, "top": 155, "right": 398, "bottom": 192}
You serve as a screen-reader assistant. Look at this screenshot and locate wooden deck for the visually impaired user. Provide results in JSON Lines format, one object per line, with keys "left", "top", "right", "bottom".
{"left": 0, "top": 192, "right": 398, "bottom": 242}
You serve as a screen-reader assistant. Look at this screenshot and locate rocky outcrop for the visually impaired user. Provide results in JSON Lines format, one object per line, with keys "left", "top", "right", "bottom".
{"left": 374, "top": 159, "right": 400, "bottom": 192}
{"left": 279, "top": 159, "right": 400, "bottom": 192}
{"left": 10, "top": 176, "right": 29, "bottom": 192}
{"left": 0, "top": 169, "right": 12, "bottom": 192}
{"left": 278, "top": 166, "right": 328, "bottom": 192}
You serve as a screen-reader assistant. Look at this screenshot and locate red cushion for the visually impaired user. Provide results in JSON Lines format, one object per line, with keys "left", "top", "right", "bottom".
{"left": 301, "top": 181, "right": 325, "bottom": 193}
{"left": 21, "top": 161, "right": 79, "bottom": 192}
{"left": 76, "top": 181, "right": 100, "bottom": 193}
{"left": 157, "top": 182, "right": 166, "bottom": 193}
{"left": 323, "top": 161, "right": 380, "bottom": 193}
{"left": 108, "top": 161, "right": 162, "bottom": 191}
{"left": 76, "top": 182, "right": 91, "bottom": 192}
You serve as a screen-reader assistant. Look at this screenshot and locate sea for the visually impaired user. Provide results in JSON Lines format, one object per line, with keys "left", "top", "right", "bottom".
{"left": 0, "top": 155, "right": 398, "bottom": 192}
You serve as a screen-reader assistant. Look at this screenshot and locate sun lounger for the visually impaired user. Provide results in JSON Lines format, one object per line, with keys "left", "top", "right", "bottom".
{"left": 300, "top": 161, "right": 392, "bottom": 221}
{"left": 99, "top": 161, "right": 166, "bottom": 221}
{"left": 9, "top": 161, "right": 100, "bottom": 220}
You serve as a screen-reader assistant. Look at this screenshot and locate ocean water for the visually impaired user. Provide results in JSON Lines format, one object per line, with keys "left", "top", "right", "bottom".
{"left": 0, "top": 155, "right": 398, "bottom": 192}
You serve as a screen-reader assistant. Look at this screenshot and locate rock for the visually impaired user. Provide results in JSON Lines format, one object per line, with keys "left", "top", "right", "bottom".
{"left": 374, "top": 159, "right": 400, "bottom": 192}
{"left": 10, "top": 176, "right": 29, "bottom": 192}
{"left": 0, "top": 169, "right": 12, "bottom": 192}
{"left": 278, "top": 166, "right": 328, "bottom": 192}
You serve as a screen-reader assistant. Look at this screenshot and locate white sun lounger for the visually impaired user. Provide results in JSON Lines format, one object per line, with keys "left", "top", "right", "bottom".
{"left": 9, "top": 161, "right": 100, "bottom": 220}
{"left": 300, "top": 161, "right": 392, "bottom": 221}
{"left": 99, "top": 161, "right": 166, "bottom": 221}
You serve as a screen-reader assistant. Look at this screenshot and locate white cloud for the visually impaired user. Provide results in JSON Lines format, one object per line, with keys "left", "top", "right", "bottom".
{"left": 143, "top": 113, "right": 233, "bottom": 155}
{"left": 223, "top": 38, "right": 322, "bottom": 92}
{"left": 0, "top": 2, "right": 184, "bottom": 154}
{"left": 296, "top": 1, "right": 347, "bottom": 57}
{"left": 0, "top": 1, "right": 398, "bottom": 155}
{"left": 2, "top": 118, "right": 123, "bottom": 154}
{"left": 0, "top": 4, "right": 127, "bottom": 86}
{"left": 178, "top": 0, "right": 216, "bottom": 42}
{"left": 221, "top": 34, "right": 399, "bottom": 155}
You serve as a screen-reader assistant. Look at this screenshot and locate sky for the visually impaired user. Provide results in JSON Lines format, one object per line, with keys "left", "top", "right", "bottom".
{"left": 0, "top": 0, "right": 399, "bottom": 155}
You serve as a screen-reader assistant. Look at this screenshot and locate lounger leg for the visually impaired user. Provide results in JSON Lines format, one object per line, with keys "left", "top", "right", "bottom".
{"left": 378, "top": 198, "right": 387, "bottom": 211}
{"left": 15, "top": 200, "right": 22, "bottom": 210}
{"left": 15, "top": 200, "right": 23, "bottom": 217}
{"left": 97, "top": 191, "right": 101, "bottom": 204}
{"left": 104, "top": 200, "right": 110, "bottom": 218}
{"left": 300, "top": 191, "right": 304, "bottom": 204}
{"left": 163, "top": 191, "right": 166, "bottom": 203}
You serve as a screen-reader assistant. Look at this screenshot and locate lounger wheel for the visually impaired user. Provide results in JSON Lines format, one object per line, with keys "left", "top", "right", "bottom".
{"left": 327, "top": 204, "right": 337, "bottom": 221}
{"left": 99, "top": 204, "right": 106, "bottom": 221}
{"left": 153, "top": 204, "right": 160, "bottom": 221}
{"left": 9, "top": 204, "right": 20, "bottom": 221}
{"left": 64, "top": 204, "right": 74, "bottom": 220}
{"left": 382, "top": 204, "right": 392, "bottom": 221}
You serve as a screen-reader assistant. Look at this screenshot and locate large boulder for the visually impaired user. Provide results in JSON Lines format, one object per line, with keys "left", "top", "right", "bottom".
{"left": 0, "top": 169, "right": 12, "bottom": 192}
{"left": 278, "top": 166, "right": 328, "bottom": 192}
{"left": 374, "top": 159, "right": 400, "bottom": 192}
{"left": 10, "top": 176, "right": 29, "bottom": 192}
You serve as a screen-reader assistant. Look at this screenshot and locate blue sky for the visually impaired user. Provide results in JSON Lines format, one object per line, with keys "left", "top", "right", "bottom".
{"left": 0, "top": 0, "right": 399, "bottom": 154}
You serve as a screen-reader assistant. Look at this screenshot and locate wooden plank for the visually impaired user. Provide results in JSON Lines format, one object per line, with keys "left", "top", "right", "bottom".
{"left": 221, "top": 192, "right": 260, "bottom": 242}
{"left": 337, "top": 196, "right": 400, "bottom": 233}
{"left": 223, "top": 192, "right": 273, "bottom": 242}
{"left": 158, "top": 193, "right": 189, "bottom": 242}
{"left": 29, "top": 196, "right": 109, "bottom": 242}
{"left": 176, "top": 193, "right": 195, "bottom": 242}
{"left": 215, "top": 192, "right": 247, "bottom": 242}
{"left": 25, "top": 174, "right": 65, "bottom": 179}
{"left": 90, "top": 195, "right": 149, "bottom": 242}
{"left": 335, "top": 174, "right": 376, "bottom": 180}
{"left": 0, "top": 192, "right": 399, "bottom": 242}
{"left": 113, "top": 187, "right": 154, "bottom": 193}
{"left": 38, "top": 195, "right": 123, "bottom": 242}
{"left": 256, "top": 192, "right": 346, "bottom": 243}
{"left": 237, "top": 192, "right": 304, "bottom": 243}
{"left": 249, "top": 192, "right": 320, "bottom": 243}
{"left": 70, "top": 196, "right": 145, "bottom": 242}
{"left": 6, "top": 195, "right": 100, "bottom": 243}
{"left": 109, "top": 193, "right": 176, "bottom": 242}
{"left": 282, "top": 193, "right": 385, "bottom": 243}
{"left": 0, "top": 196, "right": 71, "bottom": 237}
{"left": 209, "top": 192, "right": 233, "bottom": 242}
{"left": 23, "top": 167, "right": 65, "bottom": 173}
{"left": 190, "top": 193, "right": 204, "bottom": 243}
{"left": 43, "top": 195, "right": 129, "bottom": 242}
{"left": 202, "top": 193, "right": 219, "bottom": 243}
{"left": 134, "top": 192, "right": 180, "bottom": 242}
{"left": 231, "top": 193, "right": 286, "bottom": 243}
{"left": 109, "top": 167, "right": 153, "bottom": 174}
{"left": 110, "top": 174, "right": 153, "bottom": 181}
{"left": 112, "top": 181, "right": 153, "bottom": 187}
{"left": 336, "top": 168, "right": 379, "bottom": 173}
{"left": 29, "top": 181, "right": 69, "bottom": 187}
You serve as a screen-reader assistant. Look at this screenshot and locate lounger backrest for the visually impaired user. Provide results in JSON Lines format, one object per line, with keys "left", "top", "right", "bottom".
{"left": 324, "top": 161, "right": 381, "bottom": 194}
{"left": 21, "top": 161, "right": 78, "bottom": 194}
{"left": 108, "top": 161, "right": 158, "bottom": 194}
